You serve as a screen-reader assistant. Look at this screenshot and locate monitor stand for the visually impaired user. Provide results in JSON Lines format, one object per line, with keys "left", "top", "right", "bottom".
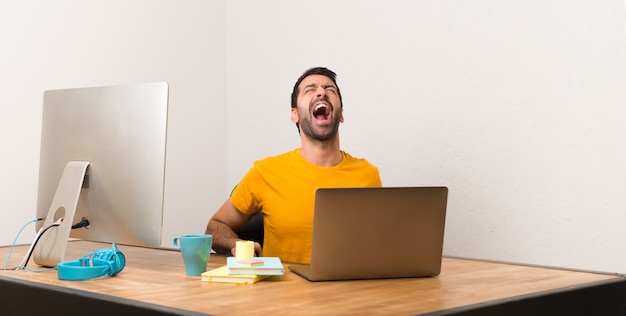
{"left": 33, "top": 160, "right": 90, "bottom": 267}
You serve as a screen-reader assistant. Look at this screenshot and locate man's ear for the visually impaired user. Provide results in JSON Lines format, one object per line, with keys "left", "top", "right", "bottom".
{"left": 291, "top": 108, "right": 299, "bottom": 123}
{"left": 339, "top": 108, "right": 344, "bottom": 123}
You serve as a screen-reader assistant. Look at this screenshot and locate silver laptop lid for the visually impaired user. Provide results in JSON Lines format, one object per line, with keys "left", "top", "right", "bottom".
{"left": 301, "top": 187, "right": 448, "bottom": 281}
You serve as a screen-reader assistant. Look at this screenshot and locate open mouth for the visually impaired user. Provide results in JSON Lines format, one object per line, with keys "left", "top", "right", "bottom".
{"left": 313, "top": 103, "right": 330, "bottom": 120}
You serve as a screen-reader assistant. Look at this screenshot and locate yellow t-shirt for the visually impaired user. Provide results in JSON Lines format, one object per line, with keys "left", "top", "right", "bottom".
{"left": 230, "top": 149, "right": 382, "bottom": 264}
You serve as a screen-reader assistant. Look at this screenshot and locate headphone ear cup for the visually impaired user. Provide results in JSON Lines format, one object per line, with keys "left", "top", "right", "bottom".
{"left": 110, "top": 249, "right": 126, "bottom": 275}
{"left": 92, "top": 248, "right": 125, "bottom": 275}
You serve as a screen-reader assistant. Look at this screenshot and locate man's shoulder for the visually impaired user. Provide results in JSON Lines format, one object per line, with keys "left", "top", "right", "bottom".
{"left": 341, "top": 151, "right": 377, "bottom": 167}
{"left": 253, "top": 149, "right": 300, "bottom": 166}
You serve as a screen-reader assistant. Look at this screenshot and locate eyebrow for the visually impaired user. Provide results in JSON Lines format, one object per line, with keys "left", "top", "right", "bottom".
{"left": 302, "top": 83, "right": 318, "bottom": 91}
{"left": 301, "top": 82, "right": 337, "bottom": 92}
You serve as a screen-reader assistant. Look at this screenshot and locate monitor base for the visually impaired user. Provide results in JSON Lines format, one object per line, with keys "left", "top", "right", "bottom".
{"left": 33, "top": 160, "right": 90, "bottom": 267}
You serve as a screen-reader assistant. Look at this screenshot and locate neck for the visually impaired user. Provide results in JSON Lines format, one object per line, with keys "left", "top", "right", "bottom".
{"left": 299, "top": 135, "right": 342, "bottom": 167}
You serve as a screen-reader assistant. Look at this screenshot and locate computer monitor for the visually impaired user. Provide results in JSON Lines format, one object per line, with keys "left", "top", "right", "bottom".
{"left": 32, "top": 82, "right": 169, "bottom": 267}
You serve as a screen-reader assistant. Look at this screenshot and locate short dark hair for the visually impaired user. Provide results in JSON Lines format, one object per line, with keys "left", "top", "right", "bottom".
{"left": 290, "top": 67, "right": 343, "bottom": 109}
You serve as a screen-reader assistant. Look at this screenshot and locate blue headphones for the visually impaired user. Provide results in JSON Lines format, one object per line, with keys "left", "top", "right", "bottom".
{"left": 57, "top": 244, "right": 126, "bottom": 281}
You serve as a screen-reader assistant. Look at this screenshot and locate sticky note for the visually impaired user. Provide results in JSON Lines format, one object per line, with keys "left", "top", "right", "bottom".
{"left": 235, "top": 240, "right": 254, "bottom": 261}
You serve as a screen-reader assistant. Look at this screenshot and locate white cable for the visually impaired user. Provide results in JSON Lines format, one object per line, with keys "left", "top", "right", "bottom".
{"left": 17, "top": 218, "right": 63, "bottom": 269}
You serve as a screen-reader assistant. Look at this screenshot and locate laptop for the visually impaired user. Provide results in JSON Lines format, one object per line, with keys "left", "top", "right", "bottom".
{"left": 289, "top": 187, "right": 448, "bottom": 281}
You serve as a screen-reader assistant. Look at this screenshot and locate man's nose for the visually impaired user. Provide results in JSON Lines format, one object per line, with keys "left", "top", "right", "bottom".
{"left": 316, "top": 86, "right": 326, "bottom": 97}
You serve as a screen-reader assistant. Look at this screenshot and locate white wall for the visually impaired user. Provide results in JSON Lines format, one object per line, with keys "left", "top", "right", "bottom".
{"left": 2, "top": 0, "right": 626, "bottom": 274}
{"left": 0, "top": 0, "right": 227, "bottom": 249}
{"left": 226, "top": 0, "right": 626, "bottom": 274}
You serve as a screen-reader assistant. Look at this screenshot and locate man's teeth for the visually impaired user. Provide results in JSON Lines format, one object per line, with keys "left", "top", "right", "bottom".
{"left": 314, "top": 104, "right": 327, "bottom": 111}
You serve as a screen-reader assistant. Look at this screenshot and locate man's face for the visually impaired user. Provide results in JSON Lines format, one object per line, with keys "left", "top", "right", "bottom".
{"left": 292, "top": 74, "right": 343, "bottom": 141}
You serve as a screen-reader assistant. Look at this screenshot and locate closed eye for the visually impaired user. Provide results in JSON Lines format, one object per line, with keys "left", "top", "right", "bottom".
{"left": 323, "top": 85, "right": 338, "bottom": 94}
{"left": 303, "top": 83, "right": 318, "bottom": 94}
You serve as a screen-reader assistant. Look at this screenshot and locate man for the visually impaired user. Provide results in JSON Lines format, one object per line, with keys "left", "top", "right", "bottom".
{"left": 206, "top": 67, "right": 381, "bottom": 264}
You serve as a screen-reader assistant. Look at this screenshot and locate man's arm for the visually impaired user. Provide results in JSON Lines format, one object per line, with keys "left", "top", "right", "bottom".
{"left": 205, "top": 199, "right": 262, "bottom": 256}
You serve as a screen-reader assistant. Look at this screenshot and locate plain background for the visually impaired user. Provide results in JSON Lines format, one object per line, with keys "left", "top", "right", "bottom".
{"left": 1, "top": 0, "right": 626, "bottom": 274}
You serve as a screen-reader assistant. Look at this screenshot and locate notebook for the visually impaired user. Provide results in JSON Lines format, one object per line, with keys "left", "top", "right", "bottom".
{"left": 289, "top": 187, "right": 448, "bottom": 281}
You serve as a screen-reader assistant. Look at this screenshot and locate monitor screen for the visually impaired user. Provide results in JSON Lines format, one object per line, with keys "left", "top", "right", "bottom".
{"left": 33, "top": 82, "right": 169, "bottom": 267}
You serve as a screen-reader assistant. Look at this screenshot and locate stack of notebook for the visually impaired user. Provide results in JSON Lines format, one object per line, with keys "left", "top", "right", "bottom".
{"left": 201, "top": 257, "right": 284, "bottom": 284}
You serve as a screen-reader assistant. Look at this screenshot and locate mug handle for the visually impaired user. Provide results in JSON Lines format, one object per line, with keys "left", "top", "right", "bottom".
{"left": 173, "top": 237, "right": 180, "bottom": 249}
